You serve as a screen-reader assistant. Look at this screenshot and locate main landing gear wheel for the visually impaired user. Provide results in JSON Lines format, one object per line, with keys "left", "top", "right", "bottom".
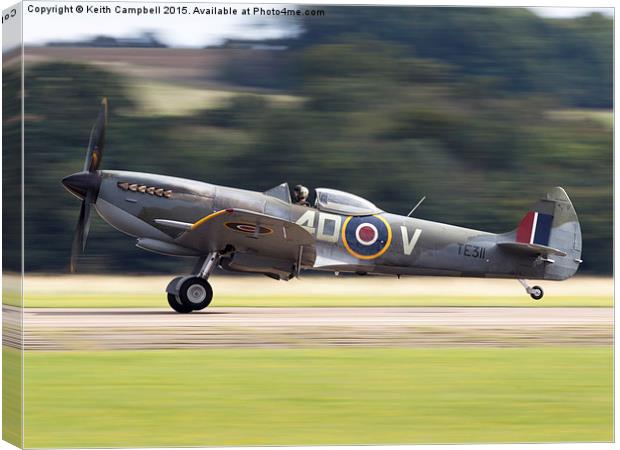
{"left": 167, "top": 293, "right": 193, "bottom": 314}
{"left": 178, "top": 277, "right": 213, "bottom": 311}
{"left": 166, "top": 253, "right": 219, "bottom": 313}
{"left": 529, "top": 285, "right": 544, "bottom": 300}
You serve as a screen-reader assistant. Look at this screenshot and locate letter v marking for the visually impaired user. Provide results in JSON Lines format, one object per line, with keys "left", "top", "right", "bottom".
{"left": 401, "top": 226, "right": 422, "bottom": 256}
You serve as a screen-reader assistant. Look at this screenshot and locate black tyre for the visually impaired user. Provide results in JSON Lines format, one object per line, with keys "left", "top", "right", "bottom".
{"left": 530, "top": 286, "right": 544, "bottom": 300}
{"left": 168, "top": 293, "right": 193, "bottom": 313}
{"left": 178, "top": 277, "right": 213, "bottom": 311}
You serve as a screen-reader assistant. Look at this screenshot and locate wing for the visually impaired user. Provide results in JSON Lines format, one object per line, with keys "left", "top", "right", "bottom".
{"left": 156, "top": 208, "right": 315, "bottom": 263}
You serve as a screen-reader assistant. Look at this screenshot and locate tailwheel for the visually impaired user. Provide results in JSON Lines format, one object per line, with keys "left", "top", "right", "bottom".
{"left": 518, "top": 279, "right": 544, "bottom": 301}
{"left": 167, "top": 293, "right": 193, "bottom": 314}
{"left": 178, "top": 277, "right": 213, "bottom": 311}
{"left": 529, "top": 285, "right": 544, "bottom": 300}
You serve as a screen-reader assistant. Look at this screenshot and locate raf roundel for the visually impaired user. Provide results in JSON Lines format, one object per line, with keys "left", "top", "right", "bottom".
{"left": 225, "top": 222, "right": 272, "bottom": 235}
{"left": 342, "top": 215, "right": 392, "bottom": 259}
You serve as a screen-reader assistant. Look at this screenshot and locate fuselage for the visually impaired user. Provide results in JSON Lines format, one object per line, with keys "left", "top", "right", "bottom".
{"left": 91, "top": 169, "right": 570, "bottom": 280}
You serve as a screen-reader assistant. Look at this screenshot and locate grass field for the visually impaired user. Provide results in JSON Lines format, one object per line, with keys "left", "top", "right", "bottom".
{"left": 20, "top": 346, "right": 612, "bottom": 447}
{"left": 11, "top": 275, "right": 614, "bottom": 308}
{"left": 3, "top": 347, "right": 22, "bottom": 447}
{"left": 9, "top": 276, "right": 614, "bottom": 446}
{"left": 20, "top": 293, "right": 613, "bottom": 308}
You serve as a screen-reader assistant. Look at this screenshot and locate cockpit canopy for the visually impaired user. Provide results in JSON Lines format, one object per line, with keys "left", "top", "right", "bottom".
{"left": 315, "top": 188, "right": 382, "bottom": 216}
{"left": 264, "top": 183, "right": 382, "bottom": 216}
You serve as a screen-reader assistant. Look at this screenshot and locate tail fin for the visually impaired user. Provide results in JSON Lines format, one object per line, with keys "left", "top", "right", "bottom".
{"left": 499, "top": 187, "right": 582, "bottom": 280}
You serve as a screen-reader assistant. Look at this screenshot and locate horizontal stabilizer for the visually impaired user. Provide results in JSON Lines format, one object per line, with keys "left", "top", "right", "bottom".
{"left": 497, "top": 241, "right": 567, "bottom": 257}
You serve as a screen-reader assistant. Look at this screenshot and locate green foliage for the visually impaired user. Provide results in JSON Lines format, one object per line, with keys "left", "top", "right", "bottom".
{"left": 285, "top": 7, "right": 612, "bottom": 108}
{"left": 3, "top": 67, "right": 23, "bottom": 271}
{"left": 218, "top": 50, "right": 295, "bottom": 89}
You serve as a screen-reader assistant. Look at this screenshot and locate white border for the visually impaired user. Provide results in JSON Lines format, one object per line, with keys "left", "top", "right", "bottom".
{"left": 355, "top": 223, "right": 379, "bottom": 246}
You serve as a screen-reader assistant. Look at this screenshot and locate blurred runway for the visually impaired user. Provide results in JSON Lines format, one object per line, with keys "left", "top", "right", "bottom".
{"left": 4, "top": 306, "right": 612, "bottom": 350}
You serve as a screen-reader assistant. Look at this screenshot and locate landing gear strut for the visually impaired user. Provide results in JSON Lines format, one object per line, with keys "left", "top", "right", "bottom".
{"left": 518, "top": 279, "right": 544, "bottom": 300}
{"left": 166, "top": 252, "right": 218, "bottom": 313}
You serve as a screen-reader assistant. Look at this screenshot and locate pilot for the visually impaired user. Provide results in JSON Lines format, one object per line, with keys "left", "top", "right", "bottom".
{"left": 293, "top": 185, "right": 310, "bottom": 206}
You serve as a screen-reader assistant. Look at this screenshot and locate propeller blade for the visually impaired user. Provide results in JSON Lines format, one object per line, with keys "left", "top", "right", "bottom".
{"left": 69, "top": 200, "right": 91, "bottom": 273}
{"left": 68, "top": 98, "right": 108, "bottom": 273}
{"left": 82, "top": 189, "right": 96, "bottom": 246}
{"left": 83, "top": 97, "right": 108, "bottom": 173}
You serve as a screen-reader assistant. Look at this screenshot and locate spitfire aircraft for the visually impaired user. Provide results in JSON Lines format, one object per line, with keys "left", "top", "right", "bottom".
{"left": 62, "top": 99, "right": 583, "bottom": 313}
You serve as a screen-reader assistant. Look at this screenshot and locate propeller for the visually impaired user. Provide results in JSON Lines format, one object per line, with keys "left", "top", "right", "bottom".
{"left": 62, "top": 98, "right": 108, "bottom": 272}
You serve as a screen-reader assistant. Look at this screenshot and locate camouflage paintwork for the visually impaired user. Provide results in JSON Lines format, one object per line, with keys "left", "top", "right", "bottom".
{"left": 94, "top": 170, "right": 582, "bottom": 282}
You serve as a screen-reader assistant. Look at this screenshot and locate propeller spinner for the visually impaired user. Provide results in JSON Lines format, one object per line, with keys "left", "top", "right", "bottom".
{"left": 61, "top": 98, "right": 108, "bottom": 272}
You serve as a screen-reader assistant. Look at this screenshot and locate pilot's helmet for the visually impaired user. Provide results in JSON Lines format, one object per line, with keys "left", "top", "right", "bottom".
{"left": 294, "top": 184, "right": 309, "bottom": 200}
